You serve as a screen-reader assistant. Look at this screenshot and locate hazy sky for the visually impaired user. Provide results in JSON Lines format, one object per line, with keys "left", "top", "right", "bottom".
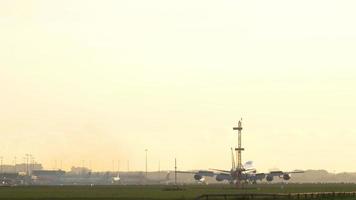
{"left": 1, "top": 0, "right": 356, "bottom": 173}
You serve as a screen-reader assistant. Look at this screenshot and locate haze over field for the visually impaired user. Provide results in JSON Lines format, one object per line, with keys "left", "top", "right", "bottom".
{"left": 1, "top": 0, "right": 356, "bottom": 172}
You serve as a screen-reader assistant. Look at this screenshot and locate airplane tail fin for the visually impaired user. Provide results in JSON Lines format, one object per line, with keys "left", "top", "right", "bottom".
{"left": 244, "top": 161, "right": 254, "bottom": 170}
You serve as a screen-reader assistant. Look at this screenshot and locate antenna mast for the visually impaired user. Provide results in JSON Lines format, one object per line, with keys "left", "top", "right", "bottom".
{"left": 233, "top": 119, "right": 245, "bottom": 186}
{"left": 233, "top": 119, "right": 244, "bottom": 170}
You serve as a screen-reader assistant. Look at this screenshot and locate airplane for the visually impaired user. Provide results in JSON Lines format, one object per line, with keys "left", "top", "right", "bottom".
{"left": 111, "top": 172, "right": 121, "bottom": 183}
{"left": 178, "top": 148, "right": 304, "bottom": 184}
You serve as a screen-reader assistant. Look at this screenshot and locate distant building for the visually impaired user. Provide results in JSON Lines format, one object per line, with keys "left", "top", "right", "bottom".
{"left": 69, "top": 166, "right": 91, "bottom": 175}
{"left": 1, "top": 163, "right": 42, "bottom": 173}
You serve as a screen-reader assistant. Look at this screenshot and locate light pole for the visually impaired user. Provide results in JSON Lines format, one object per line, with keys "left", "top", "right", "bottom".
{"left": 14, "top": 156, "right": 17, "bottom": 173}
{"left": 30, "top": 155, "right": 35, "bottom": 173}
{"left": 174, "top": 158, "right": 177, "bottom": 185}
{"left": 0, "top": 156, "right": 3, "bottom": 173}
{"left": 82, "top": 160, "right": 84, "bottom": 175}
{"left": 25, "top": 154, "right": 31, "bottom": 175}
{"left": 158, "top": 160, "right": 161, "bottom": 180}
{"left": 145, "top": 149, "right": 148, "bottom": 177}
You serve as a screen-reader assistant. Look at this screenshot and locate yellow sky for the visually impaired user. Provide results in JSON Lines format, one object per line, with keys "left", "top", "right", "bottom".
{"left": 1, "top": 0, "right": 356, "bottom": 172}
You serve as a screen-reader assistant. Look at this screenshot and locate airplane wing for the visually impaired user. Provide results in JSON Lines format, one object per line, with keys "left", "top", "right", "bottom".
{"left": 176, "top": 170, "right": 216, "bottom": 177}
{"left": 261, "top": 170, "right": 304, "bottom": 182}
{"left": 177, "top": 170, "right": 232, "bottom": 182}
{"left": 267, "top": 170, "right": 304, "bottom": 176}
{"left": 246, "top": 172, "right": 266, "bottom": 182}
{"left": 242, "top": 169, "right": 305, "bottom": 183}
{"left": 209, "top": 168, "right": 231, "bottom": 173}
{"left": 285, "top": 170, "right": 305, "bottom": 174}
{"left": 176, "top": 170, "right": 197, "bottom": 174}
{"left": 210, "top": 168, "right": 255, "bottom": 174}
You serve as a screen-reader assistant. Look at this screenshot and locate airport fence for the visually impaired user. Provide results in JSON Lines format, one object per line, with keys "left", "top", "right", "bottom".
{"left": 195, "top": 192, "right": 356, "bottom": 200}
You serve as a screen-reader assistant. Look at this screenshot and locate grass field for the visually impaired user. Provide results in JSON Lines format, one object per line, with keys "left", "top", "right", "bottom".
{"left": 1, "top": 184, "right": 356, "bottom": 200}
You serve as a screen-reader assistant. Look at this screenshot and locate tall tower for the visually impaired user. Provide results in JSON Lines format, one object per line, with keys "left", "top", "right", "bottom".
{"left": 233, "top": 119, "right": 244, "bottom": 170}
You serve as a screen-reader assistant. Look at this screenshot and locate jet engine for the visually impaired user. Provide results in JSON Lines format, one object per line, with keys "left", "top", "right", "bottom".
{"left": 255, "top": 173, "right": 266, "bottom": 181}
{"left": 194, "top": 174, "right": 203, "bottom": 181}
{"left": 216, "top": 175, "right": 224, "bottom": 182}
{"left": 283, "top": 174, "right": 291, "bottom": 180}
{"left": 266, "top": 175, "right": 274, "bottom": 182}
{"left": 215, "top": 174, "right": 230, "bottom": 182}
